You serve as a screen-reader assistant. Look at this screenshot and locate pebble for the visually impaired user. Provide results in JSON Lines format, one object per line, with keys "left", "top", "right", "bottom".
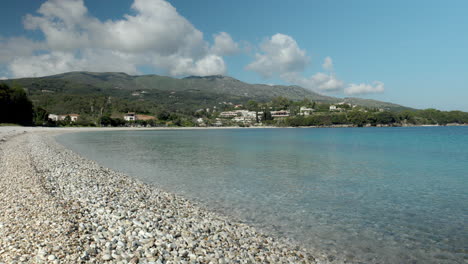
{"left": 0, "top": 128, "right": 326, "bottom": 264}
{"left": 102, "top": 254, "right": 112, "bottom": 261}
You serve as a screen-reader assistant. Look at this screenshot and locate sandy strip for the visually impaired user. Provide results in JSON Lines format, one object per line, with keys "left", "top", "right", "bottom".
{"left": 0, "top": 127, "right": 328, "bottom": 264}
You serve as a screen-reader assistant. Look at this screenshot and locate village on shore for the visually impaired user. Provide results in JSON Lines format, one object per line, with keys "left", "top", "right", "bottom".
{"left": 46, "top": 100, "right": 394, "bottom": 128}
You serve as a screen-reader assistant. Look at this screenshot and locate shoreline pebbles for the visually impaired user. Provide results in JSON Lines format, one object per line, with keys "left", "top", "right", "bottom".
{"left": 0, "top": 129, "right": 324, "bottom": 263}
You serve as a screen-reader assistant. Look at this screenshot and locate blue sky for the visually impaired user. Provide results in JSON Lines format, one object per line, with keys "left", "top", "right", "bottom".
{"left": 0, "top": 0, "right": 467, "bottom": 111}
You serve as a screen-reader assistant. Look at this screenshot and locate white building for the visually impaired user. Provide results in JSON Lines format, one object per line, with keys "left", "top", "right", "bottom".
{"left": 48, "top": 114, "right": 79, "bottom": 122}
{"left": 219, "top": 111, "right": 238, "bottom": 118}
{"left": 220, "top": 110, "right": 261, "bottom": 124}
{"left": 68, "top": 114, "right": 80, "bottom": 122}
{"left": 299, "top": 107, "right": 314, "bottom": 116}
{"left": 124, "top": 112, "right": 136, "bottom": 121}
{"left": 329, "top": 105, "right": 337, "bottom": 111}
{"left": 233, "top": 116, "right": 247, "bottom": 123}
{"left": 48, "top": 114, "right": 59, "bottom": 121}
{"left": 196, "top": 118, "right": 206, "bottom": 126}
{"left": 271, "top": 110, "right": 290, "bottom": 118}
{"left": 214, "top": 118, "right": 223, "bottom": 127}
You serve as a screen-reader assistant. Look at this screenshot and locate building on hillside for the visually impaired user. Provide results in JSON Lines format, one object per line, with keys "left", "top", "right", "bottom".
{"left": 48, "top": 114, "right": 59, "bottom": 121}
{"left": 196, "top": 118, "right": 206, "bottom": 126}
{"left": 271, "top": 110, "right": 290, "bottom": 118}
{"left": 214, "top": 118, "right": 223, "bottom": 126}
{"left": 329, "top": 105, "right": 337, "bottom": 111}
{"left": 68, "top": 114, "right": 80, "bottom": 122}
{"left": 299, "top": 107, "right": 314, "bottom": 116}
{"left": 233, "top": 116, "right": 246, "bottom": 123}
{"left": 220, "top": 110, "right": 261, "bottom": 123}
{"left": 48, "top": 114, "right": 79, "bottom": 122}
{"left": 124, "top": 112, "right": 136, "bottom": 121}
{"left": 219, "top": 111, "right": 238, "bottom": 118}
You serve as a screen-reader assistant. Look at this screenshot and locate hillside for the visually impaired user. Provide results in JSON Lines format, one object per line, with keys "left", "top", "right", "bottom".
{"left": 1, "top": 72, "right": 412, "bottom": 115}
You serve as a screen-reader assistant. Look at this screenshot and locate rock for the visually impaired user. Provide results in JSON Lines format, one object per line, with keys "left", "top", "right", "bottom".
{"left": 102, "top": 254, "right": 112, "bottom": 261}
{"left": 0, "top": 130, "right": 319, "bottom": 264}
{"left": 129, "top": 256, "right": 140, "bottom": 263}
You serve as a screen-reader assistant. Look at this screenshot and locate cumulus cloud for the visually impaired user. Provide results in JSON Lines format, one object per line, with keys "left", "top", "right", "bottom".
{"left": 296, "top": 57, "right": 344, "bottom": 92}
{"left": 282, "top": 72, "right": 344, "bottom": 92}
{"left": 246, "top": 33, "right": 309, "bottom": 78}
{"left": 9, "top": 50, "right": 141, "bottom": 78}
{"left": 345, "top": 81, "right": 385, "bottom": 95}
{"left": 212, "top": 32, "right": 239, "bottom": 56}
{"left": 246, "top": 33, "right": 384, "bottom": 95}
{"left": 246, "top": 34, "right": 344, "bottom": 92}
{"left": 0, "top": 37, "right": 44, "bottom": 63}
{"left": 1, "top": 0, "right": 229, "bottom": 78}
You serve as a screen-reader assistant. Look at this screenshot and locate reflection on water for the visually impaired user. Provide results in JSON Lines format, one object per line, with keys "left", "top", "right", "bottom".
{"left": 58, "top": 127, "right": 468, "bottom": 264}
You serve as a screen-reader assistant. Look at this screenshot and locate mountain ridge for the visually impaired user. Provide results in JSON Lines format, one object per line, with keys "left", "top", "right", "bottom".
{"left": 2, "top": 71, "right": 413, "bottom": 112}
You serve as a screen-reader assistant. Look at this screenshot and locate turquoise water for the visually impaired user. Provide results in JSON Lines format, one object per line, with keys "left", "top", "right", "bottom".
{"left": 58, "top": 127, "right": 468, "bottom": 263}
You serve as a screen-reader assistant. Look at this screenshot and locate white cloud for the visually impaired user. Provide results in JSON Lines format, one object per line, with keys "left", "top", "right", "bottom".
{"left": 0, "top": 37, "right": 44, "bottom": 63}
{"left": 246, "top": 34, "right": 343, "bottom": 92}
{"left": 0, "top": 76, "right": 8, "bottom": 80}
{"left": 246, "top": 34, "right": 384, "bottom": 95}
{"left": 159, "top": 54, "right": 226, "bottom": 76}
{"left": 2, "top": 0, "right": 227, "bottom": 78}
{"left": 9, "top": 50, "right": 141, "bottom": 78}
{"left": 345, "top": 81, "right": 385, "bottom": 95}
{"left": 282, "top": 72, "right": 344, "bottom": 92}
{"left": 246, "top": 33, "right": 309, "bottom": 78}
{"left": 212, "top": 32, "right": 239, "bottom": 56}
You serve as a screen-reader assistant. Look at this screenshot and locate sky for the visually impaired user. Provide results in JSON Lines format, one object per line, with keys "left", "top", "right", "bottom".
{"left": 0, "top": 0, "right": 467, "bottom": 111}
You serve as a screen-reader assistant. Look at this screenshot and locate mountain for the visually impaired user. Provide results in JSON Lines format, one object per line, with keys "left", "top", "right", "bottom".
{"left": 342, "top": 98, "right": 411, "bottom": 112}
{"left": 1, "top": 72, "right": 412, "bottom": 114}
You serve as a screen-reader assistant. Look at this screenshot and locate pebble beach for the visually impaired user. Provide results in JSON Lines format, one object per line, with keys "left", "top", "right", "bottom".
{"left": 0, "top": 127, "right": 324, "bottom": 264}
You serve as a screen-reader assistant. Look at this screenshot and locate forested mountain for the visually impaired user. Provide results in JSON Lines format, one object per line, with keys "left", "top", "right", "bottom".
{"left": 1, "top": 71, "right": 411, "bottom": 115}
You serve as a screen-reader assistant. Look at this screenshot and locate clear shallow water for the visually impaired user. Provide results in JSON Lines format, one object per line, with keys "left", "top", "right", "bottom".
{"left": 58, "top": 127, "right": 468, "bottom": 263}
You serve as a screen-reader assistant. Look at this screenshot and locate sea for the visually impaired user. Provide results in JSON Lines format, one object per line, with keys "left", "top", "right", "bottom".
{"left": 57, "top": 127, "right": 468, "bottom": 264}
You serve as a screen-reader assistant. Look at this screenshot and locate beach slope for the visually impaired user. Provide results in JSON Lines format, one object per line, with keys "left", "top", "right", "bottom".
{"left": 0, "top": 128, "right": 318, "bottom": 263}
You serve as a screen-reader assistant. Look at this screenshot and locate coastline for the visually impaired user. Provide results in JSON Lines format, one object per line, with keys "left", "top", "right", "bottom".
{"left": 0, "top": 127, "right": 324, "bottom": 264}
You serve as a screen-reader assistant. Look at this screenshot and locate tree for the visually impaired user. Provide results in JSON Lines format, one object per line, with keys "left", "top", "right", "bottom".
{"left": 262, "top": 111, "right": 273, "bottom": 121}
{"left": 99, "top": 116, "right": 112, "bottom": 127}
{"left": 374, "top": 111, "right": 397, "bottom": 125}
{"left": 111, "top": 118, "right": 125, "bottom": 127}
{"left": 271, "top": 96, "right": 291, "bottom": 110}
{"left": 0, "top": 83, "right": 34, "bottom": 125}
{"left": 246, "top": 100, "right": 259, "bottom": 111}
{"left": 347, "top": 110, "right": 369, "bottom": 127}
{"left": 398, "top": 110, "right": 416, "bottom": 124}
{"left": 331, "top": 113, "right": 348, "bottom": 124}
{"left": 300, "top": 98, "right": 313, "bottom": 108}
{"left": 64, "top": 115, "right": 72, "bottom": 125}
{"left": 157, "top": 110, "right": 171, "bottom": 121}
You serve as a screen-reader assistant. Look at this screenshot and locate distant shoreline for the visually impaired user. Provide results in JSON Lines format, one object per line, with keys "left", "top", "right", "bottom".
{"left": 0, "top": 123, "right": 467, "bottom": 134}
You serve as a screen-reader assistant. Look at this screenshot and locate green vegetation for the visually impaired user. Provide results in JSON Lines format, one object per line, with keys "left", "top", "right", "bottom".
{"left": 277, "top": 108, "right": 468, "bottom": 127}
{"left": 1, "top": 72, "right": 467, "bottom": 128}
{"left": 1, "top": 71, "right": 410, "bottom": 114}
{"left": 0, "top": 83, "right": 34, "bottom": 125}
